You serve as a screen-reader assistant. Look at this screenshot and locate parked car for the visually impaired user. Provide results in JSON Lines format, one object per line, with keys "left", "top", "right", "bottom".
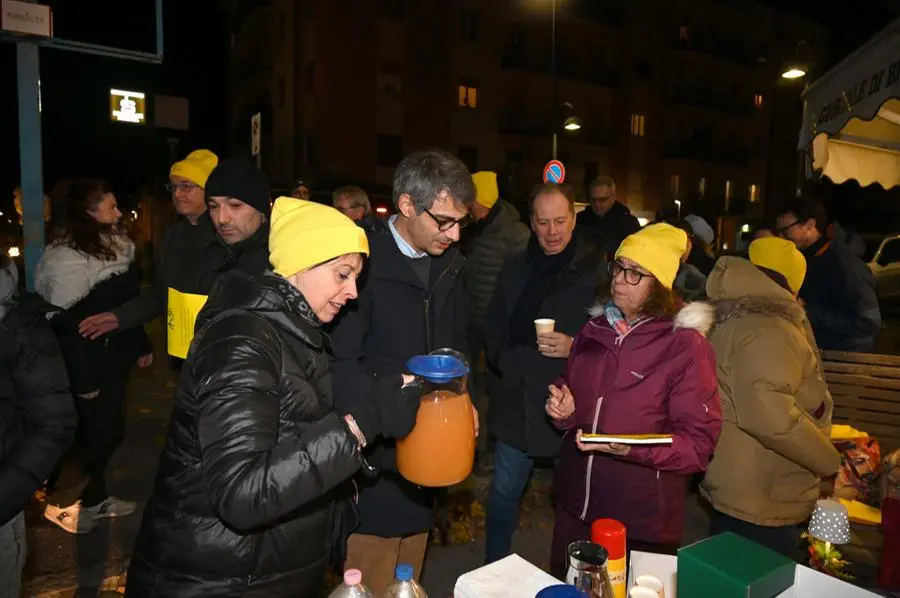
{"left": 862, "top": 233, "right": 900, "bottom": 307}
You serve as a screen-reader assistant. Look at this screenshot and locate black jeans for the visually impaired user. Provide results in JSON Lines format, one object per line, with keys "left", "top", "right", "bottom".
{"left": 709, "top": 509, "right": 800, "bottom": 560}
{"left": 49, "top": 366, "right": 130, "bottom": 508}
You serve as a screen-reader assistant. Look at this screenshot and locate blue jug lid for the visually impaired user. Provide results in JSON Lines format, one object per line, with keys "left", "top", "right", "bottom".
{"left": 536, "top": 586, "right": 588, "bottom": 598}
{"left": 395, "top": 563, "right": 414, "bottom": 581}
{"left": 406, "top": 354, "right": 470, "bottom": 383}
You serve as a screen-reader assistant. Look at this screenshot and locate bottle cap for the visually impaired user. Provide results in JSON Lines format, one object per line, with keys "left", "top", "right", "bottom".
{"left": 343, "top": 569, "right": 362, "bottom": 585}
{"left": 591, "top": 518, "right": 627, "bottom": 560}
{"left": 406, "top": 354, "right": 470, "bottom": 382}
{"left": 395, "top": 563, "right": 414, "bottom": 581}
{"left": 536, "top": 585, "right": 588, "bottom": 597}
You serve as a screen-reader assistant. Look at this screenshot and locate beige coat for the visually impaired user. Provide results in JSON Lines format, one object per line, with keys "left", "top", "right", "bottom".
{"left": 701, "top": 257, "right": 841, "bottom": 526}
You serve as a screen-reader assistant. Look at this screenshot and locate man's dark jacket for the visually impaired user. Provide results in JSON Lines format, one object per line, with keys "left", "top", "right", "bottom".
{"left": 576, "top": 201, "right": 641, "bottom": 254}
{"left": 800, "top": 235, "right": 881, "bottom": 353}
{"left": 328, "top": 225, "right": 468, "bottom": 537}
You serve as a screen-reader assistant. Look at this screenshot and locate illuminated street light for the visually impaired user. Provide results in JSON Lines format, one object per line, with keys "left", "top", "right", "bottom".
{"left": 781, "top": 66, "right": 807, "bottom": 79}
{"left": 674, "top": 199, "right": 682, "bottom": 218}
{"left": 563, "top": 117, "right": 581, "bottom": 131}
{"left": 741, "top": 224, "right": 751, "bottom": 233}
{"left": 8, "top": 246, "right": 21, "bottom": 258}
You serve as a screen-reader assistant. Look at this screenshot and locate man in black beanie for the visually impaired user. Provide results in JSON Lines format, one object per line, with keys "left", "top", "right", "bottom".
{"left": 204, "top": 157, "right": 273, "bottom": 274}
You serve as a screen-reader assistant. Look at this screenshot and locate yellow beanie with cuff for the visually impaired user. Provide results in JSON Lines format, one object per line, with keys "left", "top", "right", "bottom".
{"left": 749, "top": 237, "right": 807, "bottom": 294}
{"left": 614, "top": 223, "right": 688, "bottom": 290}
{"left": 472, "top": 171, "right": 499, "bottom": 209}
{"left": 169, "top": 149, "right": 219, "bottom": 188}
{"left": 269, "top": 198, "right": 369, "bottom": 278}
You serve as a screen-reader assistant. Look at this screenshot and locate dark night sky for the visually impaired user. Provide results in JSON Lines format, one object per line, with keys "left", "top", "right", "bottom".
{"left": 0, "top": 0, "right": 895, "bottom": 221}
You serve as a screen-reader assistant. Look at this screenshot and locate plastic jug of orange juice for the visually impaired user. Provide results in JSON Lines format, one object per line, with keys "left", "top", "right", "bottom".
{"left": 396, "top": 351, "right": 475, "bottom": 487}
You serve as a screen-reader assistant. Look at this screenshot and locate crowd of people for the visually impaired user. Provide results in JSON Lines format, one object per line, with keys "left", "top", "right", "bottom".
{"left": 0, "top": 144, "right": 885, "bottom": 597}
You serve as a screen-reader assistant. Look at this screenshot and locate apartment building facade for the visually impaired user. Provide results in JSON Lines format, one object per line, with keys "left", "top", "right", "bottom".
{"left": 224, "top": 0, "right": 827, "bottom": 217}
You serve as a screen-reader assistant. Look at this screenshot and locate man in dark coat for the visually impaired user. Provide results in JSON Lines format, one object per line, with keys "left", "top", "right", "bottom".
{"left": 0, "top": 257, "right": 76, "bottom": 594}
{"left": 464, "top": 171, "right": 530, "bottom": 457}
{"left": 776, "top": 197, "right": 881, "bottom": 353}
{"left": 483, "top": 182, "right": 608, "bottom": 564}
{"left": 576, "top": 175, "right": 641, "bottom": 254}
{"left": 328, "top": 149, "right": 476, "bottom": 593}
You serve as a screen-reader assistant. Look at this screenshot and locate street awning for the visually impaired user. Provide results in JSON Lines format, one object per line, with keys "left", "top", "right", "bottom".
{"left": 799, "top": 18, "right": 900, "bottom": 189}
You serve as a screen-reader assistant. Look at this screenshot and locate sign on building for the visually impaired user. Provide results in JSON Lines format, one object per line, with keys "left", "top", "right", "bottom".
{"left": 1, "top": 0, "right": 52, "bottom": 38}
{"left": 250, "top": 112, "right": 261, "bottom": 156}
{"left": 110, "top": 88, "right": 146, "bottom": 124}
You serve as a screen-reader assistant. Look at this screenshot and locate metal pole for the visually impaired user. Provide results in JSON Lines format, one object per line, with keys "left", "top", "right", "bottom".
{"left": 551, "top": 0, "right": 557, "bottom": 160}
{"left": 16, "top": 41, "right": 44, "bottom": 292}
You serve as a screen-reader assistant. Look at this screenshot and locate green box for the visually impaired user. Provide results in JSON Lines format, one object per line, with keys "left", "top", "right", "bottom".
{"left": 676, "top": 532, "right": 796, "bottom": 598}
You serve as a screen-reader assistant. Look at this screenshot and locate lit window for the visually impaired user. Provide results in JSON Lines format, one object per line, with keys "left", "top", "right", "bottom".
{"left": 458, "top": 84, "right": 477, "bottom": 108}
{"left": 754, "top": 94, "right": 764, "bottom": 108}
{"left": 630, "top": 113, "right": 645, "bottom": 136}
{"left": 749, "top": 184, "right": 760, "bottom": 203}
{"left": 670, "top": 174, "right": 680, "bottom": 198}
{"left": 698, "top": 177, "right": 706, "bottom": 197}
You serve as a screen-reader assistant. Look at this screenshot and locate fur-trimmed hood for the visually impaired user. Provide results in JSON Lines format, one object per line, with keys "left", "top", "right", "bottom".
{"left": 706, "top": 256, "right": 806, "bottom": 332}
{"left": 587, "top": 299, "right": 716, "bottom": 338}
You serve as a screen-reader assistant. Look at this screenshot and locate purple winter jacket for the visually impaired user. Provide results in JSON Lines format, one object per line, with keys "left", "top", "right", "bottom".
{"left": 553, "top": 302, "right": 723, "bottom": 545}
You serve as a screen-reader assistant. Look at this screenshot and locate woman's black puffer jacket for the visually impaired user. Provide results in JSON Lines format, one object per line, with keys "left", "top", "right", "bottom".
{"left": 125, "top": 271, "right": 362, "bottom": 597}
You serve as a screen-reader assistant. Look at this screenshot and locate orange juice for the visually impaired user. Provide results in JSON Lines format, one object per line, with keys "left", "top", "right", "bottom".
{"left": 396, "top": 390, "right": 475, "bottom": 487}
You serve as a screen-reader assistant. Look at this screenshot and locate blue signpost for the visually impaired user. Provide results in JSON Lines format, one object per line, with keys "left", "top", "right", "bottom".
{"left": 2, "top": 0, "right": 165, "bottom": 290}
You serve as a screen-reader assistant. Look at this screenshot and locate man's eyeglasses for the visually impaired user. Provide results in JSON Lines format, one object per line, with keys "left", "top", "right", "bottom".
{"left": 775, "top": 221, "right": 801, "bottom": 238}
{"left": 166, "top": 182, "right": 201, "bottom": 194}
{"left": 424, "top": 208, "right": 471, "bottom": 232}
{"left": 608, "top": 261, "right": 650, "bottom": 285}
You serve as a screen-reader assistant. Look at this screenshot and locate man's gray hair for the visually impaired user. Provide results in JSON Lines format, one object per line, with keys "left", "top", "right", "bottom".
{"left": 392, "top": 149, "right": 476, "bottom": 213}
{"left": 332, "top": 185, "right": 371, "bottom": 214}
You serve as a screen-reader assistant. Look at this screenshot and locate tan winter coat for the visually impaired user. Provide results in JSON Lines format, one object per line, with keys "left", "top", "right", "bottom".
{"left": 700, "top": 257, "right": 841, "bottom": 526}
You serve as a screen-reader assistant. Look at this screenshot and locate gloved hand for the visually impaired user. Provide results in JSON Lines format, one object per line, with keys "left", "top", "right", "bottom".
{"left": 349, "top": 374, "right": 423, "bottom": 442}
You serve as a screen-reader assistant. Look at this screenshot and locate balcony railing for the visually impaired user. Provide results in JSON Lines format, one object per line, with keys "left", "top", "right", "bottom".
{"left": 670, "top": 90, "right": 752, "bottom": 118}
{"left": 665, "top": 142, "right": 749, "bottom": 167}
{"left": 501, "top": 52, "right": 620, "bottom": 87}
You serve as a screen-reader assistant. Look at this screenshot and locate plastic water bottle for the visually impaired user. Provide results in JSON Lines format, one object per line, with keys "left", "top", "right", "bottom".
{"left": 328, "top": 569, "right": 374, "bottom": 598}
{"left": 382, "top": 563, "right": 427, "bottom": 597}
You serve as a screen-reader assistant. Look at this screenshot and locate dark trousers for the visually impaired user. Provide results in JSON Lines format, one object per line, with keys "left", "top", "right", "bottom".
{"left": 709, "top": 509, "right": 800, "bottom": 560}
{"left": 49, "top": 366, "right": 130, "bottom": 507}
{"left": 550, "top": 505, "right": 678, "bottom": 581}
{"left": 467, "top": 325, "right": 491, "bottom": 453}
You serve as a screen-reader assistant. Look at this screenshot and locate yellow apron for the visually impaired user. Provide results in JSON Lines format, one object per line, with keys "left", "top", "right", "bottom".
{"left": 166, "top": 288, "right": 209, "bottom": 359}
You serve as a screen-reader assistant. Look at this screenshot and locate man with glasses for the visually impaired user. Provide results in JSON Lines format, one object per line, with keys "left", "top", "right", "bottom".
{"left": 775, "top": 197, "right": 880, "bottom": 352}
{"left": 78, "top": 150, "right": 230, "bottom": 363}
{"left": 482, "top": 182, "right": 607, "bottom": 564}
{"left": 328, "top": 149, "right": 475, "bottom": 594}
{"left": 576, "top": 176, "right": 641, "bottom": 254}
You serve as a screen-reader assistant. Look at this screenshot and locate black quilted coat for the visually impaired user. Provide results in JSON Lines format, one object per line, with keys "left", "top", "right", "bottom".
{"left": 125, "top": 271, "right": 362, "bottom": 597}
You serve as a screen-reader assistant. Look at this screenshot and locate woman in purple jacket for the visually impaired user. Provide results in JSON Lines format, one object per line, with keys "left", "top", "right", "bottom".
{"left": 545, "top": 223, "right": 722, "bottom": 578}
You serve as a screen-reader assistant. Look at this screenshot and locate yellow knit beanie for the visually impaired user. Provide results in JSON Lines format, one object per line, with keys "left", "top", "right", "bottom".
{"left": 614, "top": 223, "right": 688, "bottom": 290}
{"left": 269, "top": 197, "right": 369, "bottom": 278}
{"left": 169, "top": 149, "right": 219, "bottom": 188}
{"left": 749, "top": 237, "right": 807, "bottom": 294}
{"left": 472, "top": 171, "right": 499, "bottom": 209}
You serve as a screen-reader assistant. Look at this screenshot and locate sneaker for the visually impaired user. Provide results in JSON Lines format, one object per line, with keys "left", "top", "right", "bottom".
{"left": 44, "top": 502, "right": 98, "bottom": 534}
{"left": 82, "top": 496, "right": 137, "bottom": 519}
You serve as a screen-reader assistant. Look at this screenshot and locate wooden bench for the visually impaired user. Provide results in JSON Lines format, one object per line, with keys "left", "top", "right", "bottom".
{"left": 822, "top": 350, "right": 900, "bottom": 454}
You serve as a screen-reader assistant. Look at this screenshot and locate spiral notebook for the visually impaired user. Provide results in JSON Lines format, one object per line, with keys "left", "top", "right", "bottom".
{"left": 580, "top": 433, "right": 673, "bottom": 445}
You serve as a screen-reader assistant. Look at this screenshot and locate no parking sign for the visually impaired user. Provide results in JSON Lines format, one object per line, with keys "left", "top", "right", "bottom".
{"left": 543, "top": 160, "right": 566, "bottom": 184}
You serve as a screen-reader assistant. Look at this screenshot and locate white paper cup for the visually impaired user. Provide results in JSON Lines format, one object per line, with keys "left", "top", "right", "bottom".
{"left": 629, "top": 587, "right": 659, "bottom": 598}
{"left": 534, "top": 318, "right": 556, "bottom": 335}
{"left": 636, "top": 574, "right": 665, "bottom": 598}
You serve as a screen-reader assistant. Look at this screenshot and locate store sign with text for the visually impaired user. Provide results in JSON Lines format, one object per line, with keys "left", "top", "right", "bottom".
{"left": 110, "top": 88, "right": 146, "bottom": 124}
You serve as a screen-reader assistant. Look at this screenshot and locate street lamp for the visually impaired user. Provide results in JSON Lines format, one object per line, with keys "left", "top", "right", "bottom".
{"left": 674, "top": 199, "right": 682, "bottom": 218}
{"left": 781, "top": 41, "right": 811, "bottom": 80}
{"left": 563, "top": 117, "right": 581, "bottom": 131}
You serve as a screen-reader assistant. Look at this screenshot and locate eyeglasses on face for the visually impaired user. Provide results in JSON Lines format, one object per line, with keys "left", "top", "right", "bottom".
{"left": 775, "top": 220, "right": 802, "bottom": 237}
{"left": 166, "top": 182, "right": 201, "bottom": 194}
{"left": 608, "top": 261, "right": 650, "bottom": 285}
{"left": 424, "top": 208, "right": 471, "bottom": 232}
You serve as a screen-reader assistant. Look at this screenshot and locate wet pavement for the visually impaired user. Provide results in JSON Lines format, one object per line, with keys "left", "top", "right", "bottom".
{"left": 21, "top": 318, "right": 898, "bottom": 597}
